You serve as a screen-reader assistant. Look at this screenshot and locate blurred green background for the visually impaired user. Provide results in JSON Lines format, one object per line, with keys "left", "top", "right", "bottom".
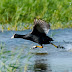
{"left": 0, "top": 0, "right": 72, "bottom": 31}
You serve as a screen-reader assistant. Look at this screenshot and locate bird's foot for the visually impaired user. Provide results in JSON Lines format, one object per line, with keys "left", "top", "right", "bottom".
{"left": 31, "top": 45, "right": 43, "bottom": 49}
{"left": 31, "top": 46, "right": 37, "bottom": 49}
{"left": 57, "top": 45, "right": 65, "bottom": 49}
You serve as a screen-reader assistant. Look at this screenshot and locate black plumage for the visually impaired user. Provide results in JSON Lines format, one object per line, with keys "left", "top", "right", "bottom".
{"left": 11, "top": 18, "right": 54, "bottom": 48}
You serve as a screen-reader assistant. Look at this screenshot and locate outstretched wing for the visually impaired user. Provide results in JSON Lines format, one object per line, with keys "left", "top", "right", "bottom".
{"left": 31, "top": 18, "right": 50, "bottom": 35}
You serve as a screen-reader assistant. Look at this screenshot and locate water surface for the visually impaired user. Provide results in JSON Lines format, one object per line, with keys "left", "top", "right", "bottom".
{"left": 0, "top": 29, "right": 72, "bottom": 72}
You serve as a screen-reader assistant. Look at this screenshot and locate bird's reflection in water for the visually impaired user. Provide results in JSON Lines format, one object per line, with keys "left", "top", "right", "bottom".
{"left": 33, "top": 52, "right": 52, "bottom": 72}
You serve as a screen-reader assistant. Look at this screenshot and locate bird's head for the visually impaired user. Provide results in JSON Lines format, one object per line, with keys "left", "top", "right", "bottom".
{"left": 11, "top": 34, "right": 18, "bottom": 39}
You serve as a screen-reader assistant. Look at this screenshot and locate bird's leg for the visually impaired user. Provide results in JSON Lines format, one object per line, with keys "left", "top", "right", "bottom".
{"left": 50, "top": 43, "right": 65, "bottom": 49}
{"left": 50, "top": 43, "right": 58, "bottom": 48}
{"left": 36, "top": 45, "right": 43, "bottom": 48}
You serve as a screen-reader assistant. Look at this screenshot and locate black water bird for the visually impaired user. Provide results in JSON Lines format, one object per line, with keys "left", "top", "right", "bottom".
{"left": 11, "top": 18, "right": 64, "bottom": 49}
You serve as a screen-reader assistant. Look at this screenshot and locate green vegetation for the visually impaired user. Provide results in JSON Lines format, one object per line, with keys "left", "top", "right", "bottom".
{"left": 0, "top": 0, "right": 72, "bottom": 31}
{"left": 0, "top": 42, "right": 34, "bottom": 72}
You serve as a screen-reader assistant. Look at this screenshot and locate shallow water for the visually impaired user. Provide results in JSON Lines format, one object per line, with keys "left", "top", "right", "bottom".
{"left": 0, "top": 29, "right": 72, "bottom": 72}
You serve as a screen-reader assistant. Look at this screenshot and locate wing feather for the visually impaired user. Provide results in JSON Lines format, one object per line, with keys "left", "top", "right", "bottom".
{"left": 32, "top": 18, "right": 50, "bottom": 35}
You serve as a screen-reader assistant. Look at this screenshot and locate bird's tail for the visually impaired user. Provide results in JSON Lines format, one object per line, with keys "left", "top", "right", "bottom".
{"left": 48, "top": 37, "right": 54, "bottom": 41}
